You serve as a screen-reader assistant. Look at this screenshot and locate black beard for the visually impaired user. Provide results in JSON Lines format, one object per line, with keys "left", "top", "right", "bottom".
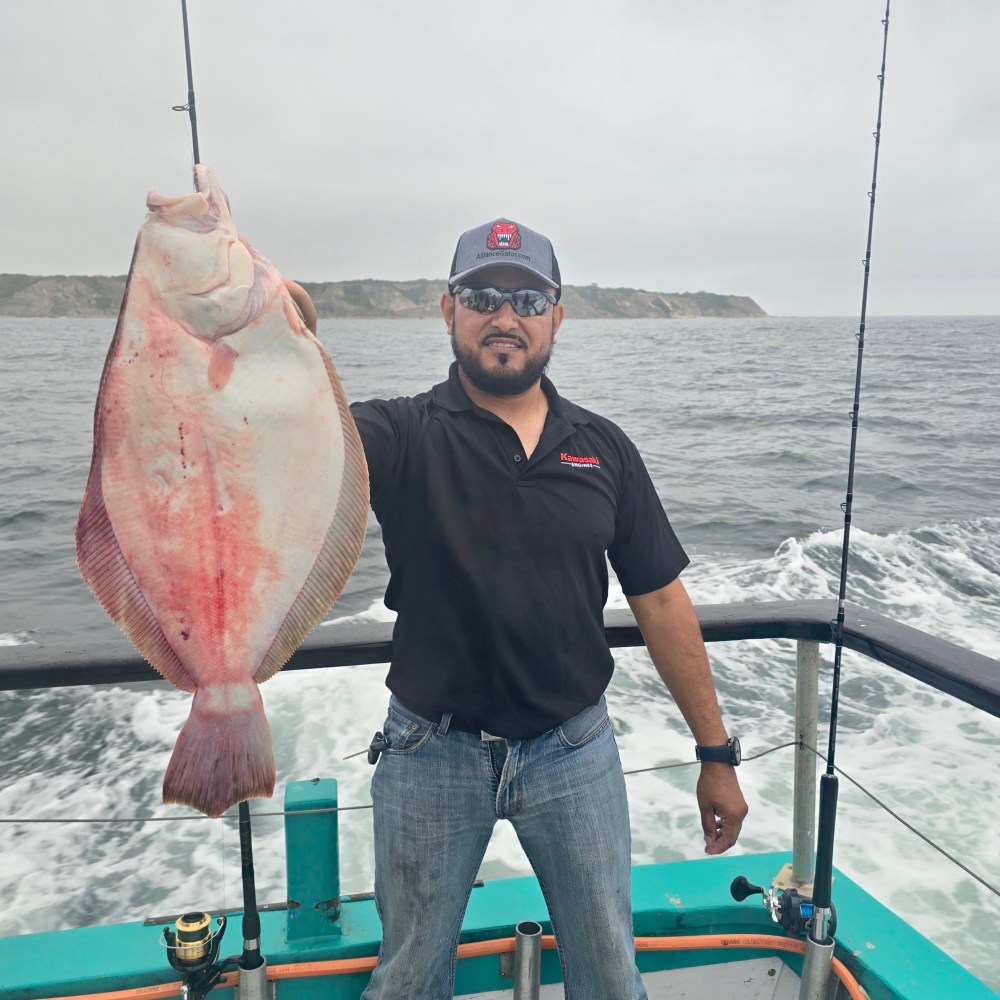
{"left": 450, "top": 323, "right": 554, "bottom": 397}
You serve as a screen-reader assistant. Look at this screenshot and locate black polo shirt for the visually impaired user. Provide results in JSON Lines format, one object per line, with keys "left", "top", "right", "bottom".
{"left": 350, "top": 362, "right": 689, "bottom": 738}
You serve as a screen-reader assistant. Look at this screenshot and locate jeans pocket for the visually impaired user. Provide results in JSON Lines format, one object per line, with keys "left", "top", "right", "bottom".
{"left": 555, "top": 697, "right": 610, "bottom": 749}
{"left": 383, "top": 704, "right": 434, "bottom": 754}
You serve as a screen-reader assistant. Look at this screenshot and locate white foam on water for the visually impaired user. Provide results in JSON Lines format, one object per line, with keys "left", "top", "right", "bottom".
{"left": 129, "top": 691, "right": 189, "bottom": 746}
{"left": 319, "top": 596, "right": 397, "bottom": 627}
{"left": 0, "top": 631, "right": 35, "bottom": 646}
{"left": 0, "top": 685, "right": 218, "bottom": 930}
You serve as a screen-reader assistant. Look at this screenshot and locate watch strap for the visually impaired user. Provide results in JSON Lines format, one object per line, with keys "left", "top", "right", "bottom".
{"left": 695, "top": 737, "right": 741, "bottom": 766}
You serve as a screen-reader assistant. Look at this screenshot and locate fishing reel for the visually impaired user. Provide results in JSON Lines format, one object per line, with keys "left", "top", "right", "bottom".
{"left": 730, "top": 876, "right": 836, "bottom": 939}
{"left": 163, "top": 911, "right": 234, "bottom": 1000}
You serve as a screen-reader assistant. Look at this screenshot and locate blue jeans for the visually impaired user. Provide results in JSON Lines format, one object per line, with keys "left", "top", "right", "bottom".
{"left": 361, "top": 695, "right": 647, "bottom": 1000}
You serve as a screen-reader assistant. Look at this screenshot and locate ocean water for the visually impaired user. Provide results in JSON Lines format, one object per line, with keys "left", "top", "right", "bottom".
{"left": 1, "top": 315, "right": 998, "bottom": 990}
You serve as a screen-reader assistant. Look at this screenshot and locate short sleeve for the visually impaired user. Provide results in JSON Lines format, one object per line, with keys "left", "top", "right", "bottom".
{"left": 350, "top": 399, "right": 402, "bottom": 508}
{"left": 607, "top": 437, "right": 689, "bottom": 596}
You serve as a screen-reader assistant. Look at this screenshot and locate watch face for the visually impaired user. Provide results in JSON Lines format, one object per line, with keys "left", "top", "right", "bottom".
{"left": 730, "top": 737, "right": 741, "bottom": 765}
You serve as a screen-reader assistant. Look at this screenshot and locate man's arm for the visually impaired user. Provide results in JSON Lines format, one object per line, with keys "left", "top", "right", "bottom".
{"left": 626, "top": 577, "right": 748, "bottom": 855}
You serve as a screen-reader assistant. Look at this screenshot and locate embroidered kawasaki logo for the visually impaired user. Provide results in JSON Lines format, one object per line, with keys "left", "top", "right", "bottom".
{"left": 560, "top": 451, "right": 601, "bottom": 469}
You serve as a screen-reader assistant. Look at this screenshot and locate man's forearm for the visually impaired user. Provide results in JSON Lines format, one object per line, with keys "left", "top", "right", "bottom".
{"left": 628, "top": 576, "right": 748, "bottom": 854}
{"left": 626, "top": 578, "right": 729, "bottom": 745}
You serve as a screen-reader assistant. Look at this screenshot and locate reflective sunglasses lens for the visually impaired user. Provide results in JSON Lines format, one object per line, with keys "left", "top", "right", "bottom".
{"left": 458, "top": 287, "right": 504, "bottom": 313}
{"left": 510, "top": 290, "right": 551, "bottom": 316}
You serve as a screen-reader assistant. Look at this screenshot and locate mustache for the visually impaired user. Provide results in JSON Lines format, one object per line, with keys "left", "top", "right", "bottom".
{"left": 481, "top": 331, "right": 528, "bottom": 349}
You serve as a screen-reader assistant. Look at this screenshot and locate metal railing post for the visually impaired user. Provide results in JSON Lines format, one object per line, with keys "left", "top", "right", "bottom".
{"left": 792, "top": 640, "right": 820, "bottom": 886}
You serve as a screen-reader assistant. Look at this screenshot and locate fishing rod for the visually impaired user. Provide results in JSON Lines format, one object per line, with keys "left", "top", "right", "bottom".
{"left": 801, "top": 2, "right": 892, "bottom": 995}
{"left": 162, "top": 805, "right": 268, "bottom": 1000}
{"left": 172, "top": 0, "right": 201, "bottom": 165}
{"left": 236, "top": 801, "right": 268, "bottom": 984}
{"left": 163, "top": 9, "right": 269, "bottom": 998}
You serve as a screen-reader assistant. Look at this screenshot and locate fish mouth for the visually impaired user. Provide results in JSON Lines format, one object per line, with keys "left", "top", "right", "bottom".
{"left": 146, "top": 192, "right": 218, "bottom": 233}
{"left": 146, "top": 166, "right": 233, "bottom": 231}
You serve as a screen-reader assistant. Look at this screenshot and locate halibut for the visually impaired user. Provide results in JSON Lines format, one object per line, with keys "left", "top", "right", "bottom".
{"left": 76, "top": 165, "right": 368, "bottom": 817}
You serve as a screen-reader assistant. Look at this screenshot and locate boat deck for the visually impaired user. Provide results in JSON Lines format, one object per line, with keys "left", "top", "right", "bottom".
{"left": 468, "top": 957, "right": 801, "bottom": 998}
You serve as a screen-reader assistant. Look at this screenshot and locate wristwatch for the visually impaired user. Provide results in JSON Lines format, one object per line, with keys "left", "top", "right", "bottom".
{"left": 695, "top": 737, "right": 741, "bottom": 766}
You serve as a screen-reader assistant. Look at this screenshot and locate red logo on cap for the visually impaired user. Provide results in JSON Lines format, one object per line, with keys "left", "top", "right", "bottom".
{"left": 487, "top": 221, "right": 521, "bottom": 250}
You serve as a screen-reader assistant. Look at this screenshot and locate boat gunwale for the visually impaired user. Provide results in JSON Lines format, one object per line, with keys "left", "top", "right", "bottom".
{"left": 3, "top": 599, "right": 998, "bottom": 719}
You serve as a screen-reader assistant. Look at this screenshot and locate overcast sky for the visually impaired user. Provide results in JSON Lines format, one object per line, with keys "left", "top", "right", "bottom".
{"left": 2, "top": 1, "right": 997, "bottom": 316}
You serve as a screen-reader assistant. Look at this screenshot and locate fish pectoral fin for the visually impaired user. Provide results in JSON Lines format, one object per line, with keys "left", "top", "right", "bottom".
{"left": 208, "top": 340, "right": 239, "bottom": 389}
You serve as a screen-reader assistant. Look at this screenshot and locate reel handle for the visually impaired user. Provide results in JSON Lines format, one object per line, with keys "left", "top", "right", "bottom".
{"left": 730, "top": 876, "right": 766, "bottom": 902}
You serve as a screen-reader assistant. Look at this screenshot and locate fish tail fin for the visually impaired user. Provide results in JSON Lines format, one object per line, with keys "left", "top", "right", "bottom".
{"left": 163, "top": 684, "right": 275, "bottom": 818}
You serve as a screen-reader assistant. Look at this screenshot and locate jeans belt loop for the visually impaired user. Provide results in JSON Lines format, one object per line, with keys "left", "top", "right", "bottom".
{"left": 437, "top": 712, "right": 453, "bottom": 736}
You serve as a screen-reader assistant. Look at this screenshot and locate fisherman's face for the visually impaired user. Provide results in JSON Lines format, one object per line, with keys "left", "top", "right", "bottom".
{"left": 442, "top": 266, "right": 564, "bottom": 398}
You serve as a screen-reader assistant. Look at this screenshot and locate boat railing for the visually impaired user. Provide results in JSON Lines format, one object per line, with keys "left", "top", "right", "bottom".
{"left": 3, "top": 599, "right": 998, "bottom": 889}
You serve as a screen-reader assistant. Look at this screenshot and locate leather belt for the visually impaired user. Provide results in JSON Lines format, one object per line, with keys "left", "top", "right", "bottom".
{"left": 437, "top": 713, "right": 503, "bottom": 740}
{"left": 444, "top": 715, "right": 482, "bottom": 735}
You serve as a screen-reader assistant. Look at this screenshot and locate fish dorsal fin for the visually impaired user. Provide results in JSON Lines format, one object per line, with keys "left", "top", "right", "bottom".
{"left": 253, "top": 339, "right": 370, "bottom": 684}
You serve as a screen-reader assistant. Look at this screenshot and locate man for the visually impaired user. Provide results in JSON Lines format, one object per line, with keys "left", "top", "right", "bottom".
{"left": 288, "top": 218, "right": 747, "bottom": 1000}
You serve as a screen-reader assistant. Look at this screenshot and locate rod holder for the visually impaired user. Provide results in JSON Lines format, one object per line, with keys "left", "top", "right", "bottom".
{"left": 512, "top": 920, "right": 542, "bottom": 1000}
{"left": 236, "top": 957, "right": 270, "bottom": 1000}
{"left": 798, "top": 934, "right": 835, "bottom": 1000}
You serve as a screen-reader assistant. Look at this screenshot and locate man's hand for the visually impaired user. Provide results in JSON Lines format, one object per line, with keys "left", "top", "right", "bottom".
{"left": 697, "top": 762, "right": 748, "bottom": 854}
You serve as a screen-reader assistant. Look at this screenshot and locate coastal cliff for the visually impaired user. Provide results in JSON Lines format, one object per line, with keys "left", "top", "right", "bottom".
{"left": 0, "top": 274, "right": 766, "bottom": 319}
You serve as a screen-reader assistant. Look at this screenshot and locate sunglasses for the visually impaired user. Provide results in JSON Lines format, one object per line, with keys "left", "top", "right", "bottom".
{"left": 455, "top": 285, "right": 557, "bottom": 317}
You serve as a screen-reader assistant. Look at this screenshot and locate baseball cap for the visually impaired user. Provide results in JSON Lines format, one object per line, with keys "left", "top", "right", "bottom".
{"left": 448, "top": 218, "right": 562, "bottom": 300}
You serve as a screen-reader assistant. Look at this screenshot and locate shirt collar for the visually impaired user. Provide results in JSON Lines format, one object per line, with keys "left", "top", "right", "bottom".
{"left": 432, "top": 362, "right": 592, "bottom": 426}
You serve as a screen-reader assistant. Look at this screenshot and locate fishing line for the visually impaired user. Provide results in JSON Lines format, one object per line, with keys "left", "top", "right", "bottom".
{"left": 811, "top": 0, "right": 892, "bottom": 942}
{"left": 171, "top": 0, "right": 201, "bottom": 165}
